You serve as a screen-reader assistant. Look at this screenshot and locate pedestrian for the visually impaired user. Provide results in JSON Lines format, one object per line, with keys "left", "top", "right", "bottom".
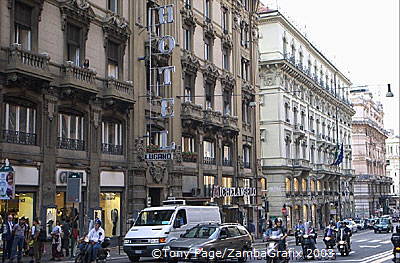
{"left": 61, "top": 218, "right": 71, "bottom": 257}
{"left": 70, "top": 221, "right": 79, "bottom": 258}
{"left": 29, "top": 218, "right": 43, "bottom": 263}
{"left": 3, "top": 214, "right": 14, "bottom": 260}
{"left": 10, "top": 217, "right": 27, "bottom": 263}
{"left": 50, "top": 221, "right": 63, "bottom": 261}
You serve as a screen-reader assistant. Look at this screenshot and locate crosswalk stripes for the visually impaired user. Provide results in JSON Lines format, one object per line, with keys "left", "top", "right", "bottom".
{"left": 379, "top": 240, "right": 392, "bottom": 244}
{"left": 368, "top": 239, "right": 382, "bottom": 243}
{"left": 355, "top": 239, "right": 367, "bottom": 243}
{"left": 361, "top": 250, "right": 392, "bottom": 263}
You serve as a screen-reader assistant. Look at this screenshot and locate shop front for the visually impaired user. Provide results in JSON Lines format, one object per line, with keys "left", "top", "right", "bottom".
{"left": 100, "top": 171, "right": 124, "bottom": 238}
{"left": 0, "top": 166, "right": 39, "bottom": 223}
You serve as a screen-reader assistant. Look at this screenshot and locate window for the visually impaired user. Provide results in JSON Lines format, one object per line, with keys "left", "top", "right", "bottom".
{"left": 107, "top": 0, "right": 118, "bottom": 13}
{"left": 300, "top": 112, "right": 305, "bottom": 129}
{"left": 222, "top": 48, "right": 230, "bottom": 70}
{"left": 146, "top": 129, "right": 167, "bottom": 148}
{"left": 14, "top": 2, "right": 32, "bottom": 50}
{"left": 243, "top": 146, "right": 251, "bottom": 168}
{"left": 310, "top": 146, "right": 315, "bottom": 163}
{"left": 182, "top": 136, "right": 195, "bottom": 152}
{"left": 293, "top": 178, "right": 299, "bottom": 192}
{"left": 222, "top": 177, "right": 232, "bottom": 205}
{"left": 175, "top": 209, "right": 187, "bottom": 226}
{"left": 58, "top": 112, "right": 84, "bottom": 150}
{"left": 293, "top": 107, "right": 298, "bottom": 125}
{"left": 205, "top": 83, "right": 214, "bottom": 109}
{"left": 223, "top": 145, "right": 231, "bottom": 166}
{"left": 184, "top": 73, "right": 194, "bottom": 102}
{"left": 67, "top": 23, "right": 81, "bottom": 66}
{"left": 302, "top": 179, "right": 307, "bottom": 192}
{"left": 223, "top": 89, "right": 232, "bottom": 115}
{"left": 222, "top": 8, "right": 228, "bottom": 32}
{"left": 204, "top": 0, "right": 211, "bottom": 21}
{"left": 101, "top": 121, "right": 123, "bottom": 155}
{"left": 243, "top": 178, "right": 251, "bottom": 205}
{"left": 204, "top": 175, "right": 215, "bottom": 197}
{"left": 285, "top": 178, "right": 291, "bottom": 192}
{"left": 242, "top": 101, "right": 251, "bottom": 124}
{"left": 184, "top": 0, "right": 192, "bottom": 9}
{"left": 309, "top": 116, "right": 314, "bottom": 131}
{"left": 284, "top": 103, "right": 290, "bottom": 122}
{"left": 183, "top": 27, "right": 192, "bottom": 51}
{"left": 285, "top": 138, "right": 291, "bottom": 159}
{"left": 204, "top": 140, "right": 215, "bottom": 164}
{"left": 3, "top": 103, "right": 36, "bottom": 145}
{"left": 204, "top": 37, "right": 212, "bottom": 61}
{"left": 241, "top": 58, "right": 249, "bottom": 81}
{"left": 107, "top": 41, "right": 120, "bottom": 78}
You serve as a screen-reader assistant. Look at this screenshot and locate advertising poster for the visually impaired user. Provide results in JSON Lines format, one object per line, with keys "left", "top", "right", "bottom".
{"left": 0, "top": 164, "right": 15, "bottom": 200}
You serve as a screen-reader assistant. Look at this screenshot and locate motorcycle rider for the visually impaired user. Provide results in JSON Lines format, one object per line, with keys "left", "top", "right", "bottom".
{"left": 304, "top": 221, "right": 317, "bottom": 247}
{"left": 325, "top": 221, "right": 337, "bottom": 237}
{"left": 337, "top": 221, "right": 352, "bottom": 251}
{"left": 295, "top": 220, "right": 305, "bottom": 245}
{"left": 78, "top": 219, "right": 105, "bottom": 262}
{"left": 265, "top": 218, "right": 288, "bottom": 252}
{"left": 391, "top": 225, "right": 400, "bottom": 262}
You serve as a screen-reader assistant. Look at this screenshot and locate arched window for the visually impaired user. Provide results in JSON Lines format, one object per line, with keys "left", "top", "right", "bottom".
{"left": 285, "top": 178, "right": 291, "bottom": 192}
{"left": 310, "top": 180, "right": 315, "bottom": 192}
{"left": 317, "top": 180, "right": 322, "bottom": 191}
{"left": 302, "top": 178, "right": 307, "bottom": 192}
{"left": 293, "top": 178, "right": 299, "bottom": 192}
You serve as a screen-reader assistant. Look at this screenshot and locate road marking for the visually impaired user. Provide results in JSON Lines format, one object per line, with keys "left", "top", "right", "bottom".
{"left": 355, "top": 239, "right": 367, "bottom": 243}
{"left": 349, "top": 251, "right": 355, "bottom": 254}
{"left": 370, "top": 254, "right": 394, "bottom": 263}
{"left": 361, "top": 250, "right": 392, "bottom": 263}
{"left": 379, "top": 240, "right": 392, "bottom": 244}
{"left": 368, "top": 239, "right": 382, "bottom": 243}
{"left": 359, "top": 245, "right": 381, "bottom": 248}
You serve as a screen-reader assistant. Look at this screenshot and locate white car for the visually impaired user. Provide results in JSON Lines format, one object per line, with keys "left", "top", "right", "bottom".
{"left": 344, "top": 220, "right": 358, "bottom": 233}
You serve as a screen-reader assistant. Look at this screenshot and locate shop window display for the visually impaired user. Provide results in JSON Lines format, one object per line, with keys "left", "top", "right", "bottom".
{"left": 0, "top": 193, "right": 34, "bottom": 222}
{"left": 100, "top": 193, "right": 121, "bottom": 237}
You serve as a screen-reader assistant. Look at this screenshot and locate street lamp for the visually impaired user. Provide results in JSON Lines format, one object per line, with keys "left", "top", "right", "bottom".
{"left": 386, "top": 84, "right": 394, "bottom": 97}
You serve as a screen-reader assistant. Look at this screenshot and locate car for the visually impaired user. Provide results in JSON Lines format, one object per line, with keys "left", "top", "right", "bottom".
{"left": 374, "top": 217, "right": 393, "bottom": 233}
{"left": 353, "top": 219, "right": 363, "bottom": 230}
{"left": 164, "top": 223, "right": 252, "bottom": 262}
{"left": 343, "top": 220, "right": 358, "bottom": 233}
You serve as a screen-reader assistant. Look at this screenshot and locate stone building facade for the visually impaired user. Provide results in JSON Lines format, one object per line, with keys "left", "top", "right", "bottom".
{"left": 258, "top": 9, "right": 355, "bottom": 230}
{"left": 386, "top": 133, "right": 400, "bottom": 212}
{"left": 350, "top": 89, "right": 391, "bottom": 218}
{"left": 0, "top": 0, "right": 262, "bottom": 238}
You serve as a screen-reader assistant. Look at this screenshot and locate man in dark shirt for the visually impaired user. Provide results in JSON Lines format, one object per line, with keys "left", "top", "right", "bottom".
{"left": 337, "top": 221, "right": 352, "bottom": 250}
{"left": 11, "top": 217, "right": 26, "bottom": 263}
{"left": 265, "top": 218, "right": 287, "bottom": 251}
{"left": 3, "top": 215, "right": 14, "bottom": 259}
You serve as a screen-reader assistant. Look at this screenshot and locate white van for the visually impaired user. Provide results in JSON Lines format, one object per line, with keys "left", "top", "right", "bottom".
{"left": 123, "top": 203, "right": 221, "bottom": 262}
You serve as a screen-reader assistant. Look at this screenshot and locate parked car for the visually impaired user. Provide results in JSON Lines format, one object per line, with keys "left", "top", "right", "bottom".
{"left": 164, "top": 223, "right": 252, "bottom": 262}
{"left": 374, "top": 217, "right": 393, "bottom": 233}
{"left": 343, "top": 220, "right": 358, "bottom": 233}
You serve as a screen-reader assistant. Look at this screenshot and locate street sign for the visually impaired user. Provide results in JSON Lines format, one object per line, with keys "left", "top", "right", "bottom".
{"left": 66, "top": 172, "right": 82, "bottom": 203}
{"left": 282, "top": 207, "right": 287, "bottom": 215}
{"left": 145, "top": 152, "right": 173, "bottom": 161}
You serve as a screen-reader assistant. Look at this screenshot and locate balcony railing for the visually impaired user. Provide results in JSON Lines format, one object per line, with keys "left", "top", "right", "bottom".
{"left": 223, "top": 159, "right": 232, "bottom": 166}
{"left": 182, "top": 152, "right": 198, "bottom": 163}
{"left": 2, "top": 130, "right": 36, "bottom": 145}
{"left": 204, "top": 157, "right": 216, "bottom": 165}
{"left": 244, "top": 162, "right": 250, "bottom": 168}
{"left": 60, "top": 61, "right": 97, "bottom": 92}
{"left": 103, "top": 78, "right": 134, "bottom": 103}
{"left": 57, "top": 137, "right": 85, "bottom": 151}
{"left": 101, "top": 143, "right": 123, "bottom": 155}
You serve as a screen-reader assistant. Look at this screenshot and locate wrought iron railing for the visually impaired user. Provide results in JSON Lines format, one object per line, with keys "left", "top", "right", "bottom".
{"left": 57, "top": 137, "right": 85, "bottom": 151}
{"left": 2, "top": 130, "right": 36, "bottom": 145}
{"left": 204, "top": 157, "right": 216, "bottom": 165}
{"left": 101, "top": 143, "right": 123, "bottom": 155}
{"left": 244, "top": 162, "right": 250, "bottom": 168}
{"left": 223, "top": 159, "right": 232, "bottom": 166}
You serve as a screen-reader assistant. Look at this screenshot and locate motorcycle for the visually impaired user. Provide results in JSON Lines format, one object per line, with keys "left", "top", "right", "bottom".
{"left": 323, "top": 228, "right": 336, "bottom": 249}
{"left": 295, "top": 228, "right": 304, "bottom": 246}
{"left": 393, "top": 246, "right": 400, "bottom": 263}
{"left": 337, "top": 229, "right": 350, "bottom": 256}
{"left": 301, "top": 233, "right": 316, "bottom": 260}
{"left": 265, "top": 233, "right": 289, "bottom": 263}
{"left": 75, "top": 236, "right": 111, "bottom": 263}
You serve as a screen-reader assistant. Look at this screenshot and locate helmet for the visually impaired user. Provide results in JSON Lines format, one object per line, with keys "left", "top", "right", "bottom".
{"left": 329, "top": 220, "right": 334, "bottom": 225}
{"left": 274, "top": 218, "right": 279, "bottom": 224}
{"left": 396, "top": 225, "right": 400, "bottom": 233}
{"left": 95, "top": 219, "right": 102, "bottom": 226}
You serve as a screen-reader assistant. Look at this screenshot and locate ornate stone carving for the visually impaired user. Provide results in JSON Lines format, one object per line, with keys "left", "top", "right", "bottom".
{"left": 174, "top": 146, "right": 182, "bottom": 163}
{"left": 102, "top": 13, "right": 131, "bottom": 50}
{"left": 220, "top": 72, "right": 235, "bottom": 89}
{"left": 60, "top": 0, "right": 94, "bottom": 38}
{"left": 134, "top": 138, "right": 146, "bottom": 162}
{"left": 238, "top": 156, "right": 244, "bottom": 169}
{"left": 181, "top": 7, "right": 197, "bottom": 28}
{"left": 203, "top": 20, "right": 216, "bottom": 40}
{"left": 202, "top": 62, "right": 220, "bottom": 83}
{"left": 149, "top": 162, "right": 166, "bottom": 184}
{"left": 10, "top": 0, "right": 45, "bottom": 21}
{"left": 181, "top": 50, "right": 200, "bottom": 75}
{"left": 221, "top": 34, "right": 233, "bottom": 49}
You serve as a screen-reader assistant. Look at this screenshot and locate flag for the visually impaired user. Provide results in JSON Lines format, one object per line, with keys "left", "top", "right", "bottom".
{"left": 332, "top": 143, "right": 344, "bottom": 166}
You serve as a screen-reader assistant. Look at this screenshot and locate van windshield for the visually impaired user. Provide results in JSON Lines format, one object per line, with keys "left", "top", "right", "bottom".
{"left": 183, "top": 226, "right": 218, "bottom": 239}
{"left": 135, "top": 210, "right": 175, "bottom": 226}
{"left": 379, "top": 218, "right": 389, "bottom": 225}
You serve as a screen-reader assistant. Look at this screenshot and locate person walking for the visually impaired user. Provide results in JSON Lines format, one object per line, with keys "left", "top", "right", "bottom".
{"left": 70, "top": 222, "right": 79, "bottom": 258}
{"left": 50, "top": 221, "right": 63, "bottom": 261}
{"left": 61, "top": 218, "right": 71, "bottom": 257}
{"left": 29, "top": 218, "right": 43, "bottom": 263}
{"left": 10, "top": 217, "right": 27, "bottom": 263}
{"left": 3, "top": 215, "right": 14, "bottom": 260}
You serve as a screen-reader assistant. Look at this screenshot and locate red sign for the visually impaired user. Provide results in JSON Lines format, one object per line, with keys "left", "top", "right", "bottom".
{"left": 282, "top": 208, "right": 287, "bottom": 215}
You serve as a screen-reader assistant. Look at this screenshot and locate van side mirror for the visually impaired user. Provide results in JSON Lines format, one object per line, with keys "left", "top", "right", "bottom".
{"left": 173, "top": 221, "right": 181, "bottom": 229}
{"left": 180, "top": 233, "right": 184, "bottom": 238}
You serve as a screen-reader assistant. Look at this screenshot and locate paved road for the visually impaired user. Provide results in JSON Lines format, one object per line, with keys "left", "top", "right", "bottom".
{"left": 54, "top": 229, "right": 394, "bottom": 263}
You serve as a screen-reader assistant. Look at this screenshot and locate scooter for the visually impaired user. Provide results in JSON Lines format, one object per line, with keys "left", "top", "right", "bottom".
{"left": 75, "top": 236, "right": 111, "bottom": 263}
{"left": 393, "top": 245, "right": 400, "bottom": 263}
{"left": 323, "top": 236, "right": 336, "bottom": 249}
{"left": 337, "top": 229, "right": 350, "bottom": 256}
{"left": 301, "top": 232, "right": 316, "bottom": 260}
{"left": 265, "top": 233, "right": 289, "bottom": 263}
{"left": 295, "top": 228, "right": 304, "bottom": 246}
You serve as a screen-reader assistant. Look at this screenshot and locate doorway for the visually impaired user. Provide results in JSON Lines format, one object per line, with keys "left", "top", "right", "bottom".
{"left": 149, "top": 188, "right": 162, "bottom": 206}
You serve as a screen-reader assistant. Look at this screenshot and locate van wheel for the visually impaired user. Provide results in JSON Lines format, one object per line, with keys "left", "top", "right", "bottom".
{"left": 128, "top": 256, "right": 140, "bottom": 262}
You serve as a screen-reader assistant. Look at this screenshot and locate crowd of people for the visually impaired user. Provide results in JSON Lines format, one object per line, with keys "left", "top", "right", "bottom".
{"left": 1, "top": 214, "right": 80, "bottom": 263}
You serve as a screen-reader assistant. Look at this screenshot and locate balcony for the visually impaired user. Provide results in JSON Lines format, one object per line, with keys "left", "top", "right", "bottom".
{"left": 317, "top": 134, "right": 324, "bottom": 143}
{"left": 222, "top": 115, "right": 239, "bottom": 133}
{"left": 101, "top": 143, "right": 123, "bottom": 155}
{"left": 292, "top": 159, "right": 310, "bottom": 169}
{"left": 182, "top": 152, "right": 198, "bottom": 163}
{"left": 204, "top": 157, "right": 216, "bottom": 165}
{"left": 57, "top": 137, "right": 85, "bottom": 151}
{"left": 223, "top": 159, "right": 233, "bottom": 166}
{"left": 102, "top": 78, "right": 134, "bottom": 103}
{"left": 244, "top": 162, "right": 251, "bottom": 169}
{"left": 60, "top": 62, "right": 97, "bottom": 93}
{"left": 203, "top": 109, "right": 223, "bottom": 128}
{"left": 2, "top": 43, "right": 52, "bottom": 81}
{"left": 294, "top": 124, "right": 305, "bottom": 137}
{"left": 181, "top": 102, "right": 203, "bottom": 124}
{"left": 343, "top": 169, "right": 355, "bottom": 176}
{"left": 2, "top": 130, "right": 36, "bottom": 145}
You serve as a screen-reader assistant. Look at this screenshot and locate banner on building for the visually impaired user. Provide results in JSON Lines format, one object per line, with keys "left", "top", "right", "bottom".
{"left": 0, "top": 159, "right": 15, "bottom": 200}
{"left": 212, "top": 186, "right": 256, "bottom": 199}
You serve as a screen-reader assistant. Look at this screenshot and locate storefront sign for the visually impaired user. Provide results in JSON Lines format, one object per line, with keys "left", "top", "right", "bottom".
{"left": 0, "top": 159, "right": 15, "bottom": 200}
{"left": 145, "top": 152, "right": 173, "bottom": 161}
{"left": 66, "top": 172, "right": 82, "bottom": 203}
{"left": 212, "top": 186, "right": 256, "bottom": 198}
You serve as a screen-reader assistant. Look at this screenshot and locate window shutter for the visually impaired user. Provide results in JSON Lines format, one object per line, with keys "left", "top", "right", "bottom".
{"left": 107, "top": 41, "right": 119, "bottom": 62}
{"left": 67, "top": 24, "right": 81, "bottom": 45}
{"left": 15, "top": 2, "right": 32, "bottom": 27}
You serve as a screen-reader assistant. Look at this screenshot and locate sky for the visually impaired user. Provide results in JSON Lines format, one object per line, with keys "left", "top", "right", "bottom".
{"left": 260, "top": 0, "right": 400, "bottom": 135}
